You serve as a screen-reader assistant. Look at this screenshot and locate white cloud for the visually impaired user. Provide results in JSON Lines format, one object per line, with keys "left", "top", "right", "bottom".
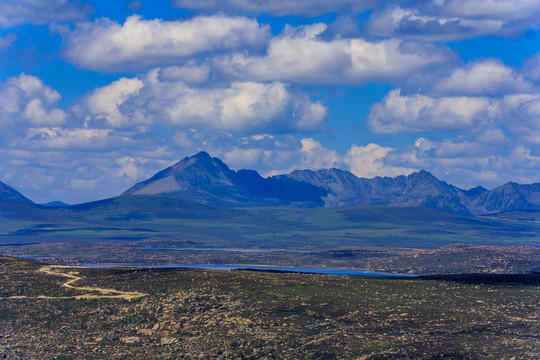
{"left": 367, "top": 89, "right": 498, "bottom": 133}
{"left": 80, "top": 70, "right": 328, "bottom": 133}
{"left": 442, "top": 0, "right": 540, "bottom": 20}
{"left": 365, "top": 6, "right": 506, "bottom": 41}
{"left": 343, "top": 143, "right": 414, "bottom": 178}
{"left": 224, "top": 148, "right": 266, "bottom": 169}
{"left": 0, "top": 0, "right": 92, "bottom": 28}
{"left": 435, "top": 59, "right": 532, "bottom": 96}
{"left": 159, "top": 62, "right": 211, "bottom": 85}
{"left": 473, "top": 127, "right": 507, "bottom": 144}
{"left": 524, "top": 53, "right": 540, "bottom": 82}
{"left": 365, "top": 58, "right": 540, "bottom": 140}
{"left": 214, "top": 24, "right": 455, "bottom": 85}
{"left": 172, "top": 130, "right": 197, "bottom": 148}
{"left": 171, "top": 0, "right": 385, "bottom": 16}
{"left": 217, "top": 134, "right": 301, "bottom": 175}
{"left": 115, "top": 156, "right": 148, "bottom": 180}
{"left": 502, "top": 93, "right": 540, "bottom": 136}
{"left": 0, "top": 74, "right": 67, "bottom": 130}
{"left": 432, "top": 139, "right": 485, "bottom": 157}
{"left": 365, "top": 1, "right": 540, "bottom": 41}
{"left": 299, "top": 138, "right": 341, "bottom": 170}
{"left": 19, "top": 127, "right": 121, "bottom": 150}
{"left": 61, "top": 15, "right": 270, "bottom": 72}
{"left": 0, "top": 142, "right": 179, "bottom": 203}
{"left": 155, "top": 79, "right": 326, "bottom": 133}
{"left": 80, "top": 77, "right": 144, "bottom": 127}
{"left": 402, "top": 133, "right": 540, "bottom": 188}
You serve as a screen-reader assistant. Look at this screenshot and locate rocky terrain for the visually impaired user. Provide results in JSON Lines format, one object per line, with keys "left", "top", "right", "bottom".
{"left": 1, "top": 255, "right": 538, "bottom": 359}
{"left": 3, "top": 242, "right": 539, "bottom": 276}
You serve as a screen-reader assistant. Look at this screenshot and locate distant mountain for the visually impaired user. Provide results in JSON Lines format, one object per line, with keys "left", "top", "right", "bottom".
{"left": 123, "top": 152, "right": 540, "bottom": 215}
{"left": 40, "top": 201, "right": 69, "bottom": 207}
{"left": 462, "top": 182, "right": 540, "bottom": 215}
{"left": 0, "top": 181, "right": 33, "bottom": 204}
{"left": 278, "top": 169, "right": 470, "bottom": 214}
{"left": 123, "top": 152, "right": 325, "bottom": 207}
{"left": 280, "top": 169, "right": 540, "bottom": 215}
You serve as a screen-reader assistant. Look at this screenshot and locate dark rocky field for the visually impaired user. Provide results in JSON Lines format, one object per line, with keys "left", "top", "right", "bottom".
{"left": 1, "top": 256, "right": 538, "bottom": 359}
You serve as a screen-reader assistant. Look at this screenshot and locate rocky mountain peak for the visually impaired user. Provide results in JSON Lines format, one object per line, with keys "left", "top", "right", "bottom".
{"left": 0, "top": 181, "right": 33, "bottom": 203}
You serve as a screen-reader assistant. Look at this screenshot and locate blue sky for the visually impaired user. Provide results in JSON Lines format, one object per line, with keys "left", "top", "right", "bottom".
{"left": 2, "top": 0, "right": 540, "bottom": 203}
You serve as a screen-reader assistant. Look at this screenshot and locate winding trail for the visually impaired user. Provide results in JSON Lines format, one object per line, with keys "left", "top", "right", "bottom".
{"left": 4, "top": 265, "right": 147, "bottom": 300}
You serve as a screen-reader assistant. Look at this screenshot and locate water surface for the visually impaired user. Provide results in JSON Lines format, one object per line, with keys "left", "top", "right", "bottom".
{"left": 85, "top": 263, "right": 414, "bottom": 277}
{"left": 136, "top": 247, "right": 318, "bottom": 253}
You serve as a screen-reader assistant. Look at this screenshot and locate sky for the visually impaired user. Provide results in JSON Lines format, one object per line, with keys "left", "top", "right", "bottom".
{"left": 2, "top": 0, "right": 540, "bottom": 204}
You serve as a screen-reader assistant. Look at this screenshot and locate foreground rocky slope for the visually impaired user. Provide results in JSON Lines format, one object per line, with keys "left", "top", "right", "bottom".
{"left": 1, "top": 256, "right": 538, "bottom": 359}
{"left": 124, "top": 152, "right": 540, "bottom": 215}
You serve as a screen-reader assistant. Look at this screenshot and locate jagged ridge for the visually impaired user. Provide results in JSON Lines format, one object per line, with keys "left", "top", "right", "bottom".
{"left": 123, "top": 152, "right": 540, "bottom": 215}
{"left": 123, "top": 152, "right": 326, "bottom": 207}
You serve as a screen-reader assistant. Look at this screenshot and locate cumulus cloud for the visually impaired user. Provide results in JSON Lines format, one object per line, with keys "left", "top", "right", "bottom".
{"left": 0, "top": 74, "right": 67, "bottom": 132}
{"left": 115, "top": 156, "right": 147, "bottom": 180}
{"left": 368, "top": 89, "right": 498, "bottom": 133}
{"left": 368, "top": 88, "right": 540, "bottom": 146}
{"left": 221, "top": 137, "right": 415, "bottom": 181}
{"left": 441, "top": 0, "right": 540, "bottom": 20}
{"left": 80, "top": 69, "right": 328, "bottom": 133}
{"left": 402, "top": 133, "right": 540, "bottom": 188}
{"left": 222, "top": 137, "right": 416, "bottom": 182}
{"left": 0, "top": 146, "right": 177, "bottom": 203}
{"left": 364, "top": 1, "right": 540, "bottom": 41}
{"left": 366, "top": 56, "right": 540, "bottom": 136}
{"left": 16, "top": 127, "right": 125, "bottom": 150}
{"left": 171, "top": 0, "right": 386, "bottom": 16}
{"left": 214, "top": 23, "right": 456, "bottom": 85}
{"left": 365, "top": 6, "right": 506, "bottom": 41}
{"left": 0, "top": 0, "right": 92, "bottom": 28}
{"left": 158, "top": 62, "right": 211, "bottom": 85}
{"left": 434, "top": 59, "right": 532, "bottom": 96}
{"left": 299, "top": 138, "right": 342, "bottom": 170}
{"left": 343, "top": 143, "right": 414, "bottom": 178}
{"left": 503, "top": 93, "right": 540, "bottom": 136}
{"left": 61, "top": 15, "right": 270, "bottom": 72}
{"left": 79, "top": 77, "right": 144, "bottom": 127}
{"left": 524, "top": 53, "right": 540, "bottom": 82}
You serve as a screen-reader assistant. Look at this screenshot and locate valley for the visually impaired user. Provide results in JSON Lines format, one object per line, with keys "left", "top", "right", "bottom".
{"left": 0, "top": 196, "right": 539, "bottom": 274}
{"left": 0, "top": 154, "right": 539, "bottom": 359}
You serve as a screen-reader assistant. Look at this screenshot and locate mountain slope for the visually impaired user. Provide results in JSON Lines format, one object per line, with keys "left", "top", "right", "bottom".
{"left": 0, "top": 181, "right": 33, "bottom": 204}
{"left": 123, "top": 152, "right": 325, "bottom": 207}
{"left": 462, "top": 182, "right": 540, "bottom": 215}
{"left": 278, "top": 169, "right": 470, "bottom": 214}
{"left": 122, "top": 152, "right": 540, "bottom": 215}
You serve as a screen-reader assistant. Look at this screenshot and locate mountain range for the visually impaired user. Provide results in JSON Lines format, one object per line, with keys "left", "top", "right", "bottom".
{"left": 123, "top": 152, "right": 540, "bottom": 216}
{"left": 4, "top": 151, "right": 540, "bottom": 216}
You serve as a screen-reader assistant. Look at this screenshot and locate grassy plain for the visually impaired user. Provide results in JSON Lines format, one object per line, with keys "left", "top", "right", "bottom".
{"left": 2, "top": 196, "right": 540, "bottom": 248}
{"left": 1, "top": 196, "right": 539, "bottom": 273}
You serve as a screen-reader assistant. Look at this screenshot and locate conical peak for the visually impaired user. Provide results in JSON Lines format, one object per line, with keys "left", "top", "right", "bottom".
{"left": 173, "top": 151, "right": 226, "bottom": 170}
{"left": 192, "top": 151, "right": 211, "bottom": 159}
